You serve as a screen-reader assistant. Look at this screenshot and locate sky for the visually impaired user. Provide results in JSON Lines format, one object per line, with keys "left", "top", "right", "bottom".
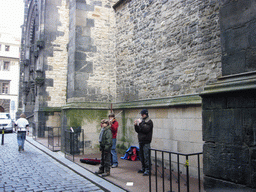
{"left": 0, "top": 0, "right": 24, "bottom": 38}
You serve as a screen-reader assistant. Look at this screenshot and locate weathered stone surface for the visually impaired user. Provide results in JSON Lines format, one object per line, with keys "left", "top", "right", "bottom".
{"left": 203, "top": 143, "right": 250, "bottom": 184}
{"left": 67, "top": 0, "right": 117, "bottom": 102}
{"left": 220, "top": 0, "right": 256, "bottom": 76}
{"left": 204, "top": 175, "right": 256, "bottom": 192}
{"left": 202, "top": 90, "right": 256, "bottom": 189}
{"left": 115, "top": 0, "right": 222, "bottom": 102}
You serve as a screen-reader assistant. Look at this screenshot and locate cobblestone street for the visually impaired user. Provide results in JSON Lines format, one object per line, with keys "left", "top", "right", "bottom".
{"left": 0, "top": 133, "right": 105, "bottom": 192}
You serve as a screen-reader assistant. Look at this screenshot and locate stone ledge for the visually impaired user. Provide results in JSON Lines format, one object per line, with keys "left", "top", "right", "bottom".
{"left": 114, "top": 94, "right": 201, "bottom": 109}
{"left": 38, "top": 107, "right": 62, "bottom": 112}
{"left": 201, "top": 71, "right": 256, "bottom": 96}
{"left": 204, "top": 176, "right": 256, "bottom": 192}
{"left": 62, "top": 94, "right": 201, "bottom": 110}
{"left": 62, "top": 102, "right": 110, "bottom": 110}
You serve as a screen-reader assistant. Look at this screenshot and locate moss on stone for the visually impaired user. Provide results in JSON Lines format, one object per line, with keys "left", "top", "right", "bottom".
{"left": 66, "top": 109, "right": 108, "bottom": 128}
{"left": 117, "top": 143, "right": 128, "bottom": 154}
{"left": 121, "top": 111, "right": 127, "bottom": 142}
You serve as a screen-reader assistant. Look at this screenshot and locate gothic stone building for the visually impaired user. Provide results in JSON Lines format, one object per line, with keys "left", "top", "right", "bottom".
{"left": 20, "top": 0, "right": 256, "bottom": 191}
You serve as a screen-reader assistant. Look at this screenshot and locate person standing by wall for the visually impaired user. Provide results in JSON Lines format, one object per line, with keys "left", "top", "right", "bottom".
{"left": 95, "top": 119, "right": 112, "bottom": 177}
{"left": 134, "top": 109, "right": 153, "bottom": 176}
{"left": 15, "top": 113, "right": 29, "bottom": 152}
{"left": 109, "top": 113, "right": 119, "bottom": 168}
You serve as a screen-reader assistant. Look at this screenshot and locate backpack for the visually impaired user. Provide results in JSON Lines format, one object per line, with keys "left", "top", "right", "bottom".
{"left": 121, "top": 146, "right": 140, "bottom": 161}
{"left": 127, "top": 147, "right": 138, "bottom": 161}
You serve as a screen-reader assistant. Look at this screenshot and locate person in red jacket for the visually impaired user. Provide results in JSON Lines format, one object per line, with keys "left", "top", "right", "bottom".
{"left": 109, "top": 113, "right": 119, "bottom": 168}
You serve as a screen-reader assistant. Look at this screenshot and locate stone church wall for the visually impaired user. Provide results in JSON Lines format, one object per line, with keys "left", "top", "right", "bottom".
{"left": 21, "top": 0, "right": 223, "bottom": 179}
{"left": 111, "top": 0, "right": 222, "bottom": 178}
{"left": 114, "top": 0, "right": 222, "bottom": 102}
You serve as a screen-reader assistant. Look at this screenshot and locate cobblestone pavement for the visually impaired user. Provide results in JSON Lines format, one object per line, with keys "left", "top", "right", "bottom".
{"left": 0, "top": 133, "right": 105, "bottom": 192}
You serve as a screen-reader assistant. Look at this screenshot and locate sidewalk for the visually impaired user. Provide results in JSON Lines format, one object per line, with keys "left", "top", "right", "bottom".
{"left": 29, "top": 136, "right": 204, "bottom": 192}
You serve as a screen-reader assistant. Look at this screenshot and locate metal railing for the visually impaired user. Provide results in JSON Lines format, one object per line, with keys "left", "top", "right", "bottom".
{"left": 31, "top": 122, "right": 37, "bottom": 140}
{"left": 149, "top": 149, "right": 203, "bottom": 192}
{"left": 48, "top": 127, "right": 61, "bottom": 152}
{"left": 64, "top": 127, "right": 84, "bottom": 161}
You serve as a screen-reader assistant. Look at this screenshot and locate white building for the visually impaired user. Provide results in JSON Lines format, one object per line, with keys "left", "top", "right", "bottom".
{"left": 0, "top": 33, "right": 20, "bottom": 120}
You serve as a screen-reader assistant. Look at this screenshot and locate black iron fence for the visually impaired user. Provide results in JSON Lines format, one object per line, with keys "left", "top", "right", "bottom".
{"left": 31, "top": 121, "right": 46, "bottom": 140}
{"left": 31, "top": 122, "right": 37, "bottom": 140}
{"left": 48, "top": 127, "right": 61, "bottom": 152}
{"left": 64, "top": 127, "right": 84, "bottom": 161}
{"left": 149, "top": 149, "right": 203, "bottom": 192}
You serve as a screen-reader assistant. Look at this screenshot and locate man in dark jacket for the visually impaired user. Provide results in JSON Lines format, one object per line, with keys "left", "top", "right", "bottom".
{"left": 134, "top": 109, "right": 153, "bottom": 176}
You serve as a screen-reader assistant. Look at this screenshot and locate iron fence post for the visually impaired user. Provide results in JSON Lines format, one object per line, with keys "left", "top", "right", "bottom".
{"left": 72, "top": 131, "right": 74, "bottom": 161}
{"left": 177, "top": 154, "right": 180, "bottom": 192}
{"left": 48, "top": 127, "right": 50, "bottom": 149}
{"left": 198, "top": 154, "right": 201, "bottom": 192}
{"left": 155, "top": 150, "right": 158, "bottom": 192}
{"left": 169, "top": 153, "right": 172, "bottom": 192}
{"left": 162, "top": 151, "right": 165, "bottom": 192}
{"left": 149, "top": 148, "right": 152, "bottom": 192}
{"left": 186, "top": 155, "right": 190, "bottom": 192}
{"left": 1, "top": 127, "right": 4, "bottom": 145}
{"left": 64, "top": 130, "right": 66, "bottom": 158}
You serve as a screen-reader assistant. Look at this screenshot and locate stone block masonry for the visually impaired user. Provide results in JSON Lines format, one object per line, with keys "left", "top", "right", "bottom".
{"left": 114, "top": 0, "right": 222, "bottom": 102}
{"left": 67, "top": 0, "right": 117, "bottom": 103}
{"left": 201, "top": 1, "right": 256, "bottom": 190}
{"left": 202, "top": 90, "right": 256, "bottom": 190}
{"left": 45, "top": 0, "right": 69, "bottom": 108}
{"left": 116, "top": 106, "right": 203, "bottom": 178}
{"left": 220, "top": 0, "right": 256, "bottom": 76}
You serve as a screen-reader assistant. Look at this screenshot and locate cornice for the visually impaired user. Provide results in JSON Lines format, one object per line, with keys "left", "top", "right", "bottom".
{"left": 200, "top": 71, "right": 256, "bottom": 96}
{"left": 62, "top": 94, "right": 202, "bottom": 110}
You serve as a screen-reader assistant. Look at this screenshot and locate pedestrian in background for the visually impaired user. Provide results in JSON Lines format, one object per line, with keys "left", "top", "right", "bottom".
{"left": 15, "top": 113, "right": 29, "bottom": 152}
{"left": 109, "top": 113, "right": 119, "bottom": 168}
{"left": 134, "top": 109, "right": 153, "bottom": 176}
{"left": 96, "top": 119, "right": 113, "bottom": 177}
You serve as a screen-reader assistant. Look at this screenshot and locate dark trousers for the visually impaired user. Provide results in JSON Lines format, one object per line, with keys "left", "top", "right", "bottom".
{"left": 99, "top": 150, "right": 111, "bottom": 172}
{"left": 17, "top": 131, "right": 26, "bottom": 149}
{"left": 139, "top": 143, "right": 151, "bottom": 171}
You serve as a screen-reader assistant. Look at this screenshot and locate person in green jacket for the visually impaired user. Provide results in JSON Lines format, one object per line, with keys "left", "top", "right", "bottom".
{"left": 96, "top": 119, "right": 113, "bottom": 177}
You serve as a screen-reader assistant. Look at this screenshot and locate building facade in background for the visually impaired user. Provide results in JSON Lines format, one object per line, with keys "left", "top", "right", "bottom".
{"left": 19, "top": 0, "right": 221, "bottom": 180}
{"left": 0, "top": 32, "right": 20, "bottom": 119}
{"left": 20, "top": 1, "right": 256, "bottom": 190}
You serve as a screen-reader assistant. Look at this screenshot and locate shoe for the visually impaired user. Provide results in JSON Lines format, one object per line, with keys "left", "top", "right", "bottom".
{"left": 95, "top": 170, "right": 104, "bottom": 174}
{"left": 18, "top": 146, "right": 22, "bottom": 152}
{"left": 138, "top": 169, "right": 145, "bottom": 173}
{"left": 112, "top": 164, "right": 118, "bottom": 168}
{"left": 102, "top": 172, "right": 110, "bottom": 177}
{"left": 143, "top": 171, "right": 149, "bottom": 176}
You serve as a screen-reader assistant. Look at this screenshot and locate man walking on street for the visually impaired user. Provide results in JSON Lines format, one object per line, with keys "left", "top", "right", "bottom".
{"left": 134, "top": 109, "right": 153, "bottom": 176}
{"left": 15, "top": 113, "right": 29, "bottom": 152}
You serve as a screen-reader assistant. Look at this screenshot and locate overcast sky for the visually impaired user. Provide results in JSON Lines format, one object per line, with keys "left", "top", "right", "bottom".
{"left": 0, "top": 0, "right": 24, "bottom": 38}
